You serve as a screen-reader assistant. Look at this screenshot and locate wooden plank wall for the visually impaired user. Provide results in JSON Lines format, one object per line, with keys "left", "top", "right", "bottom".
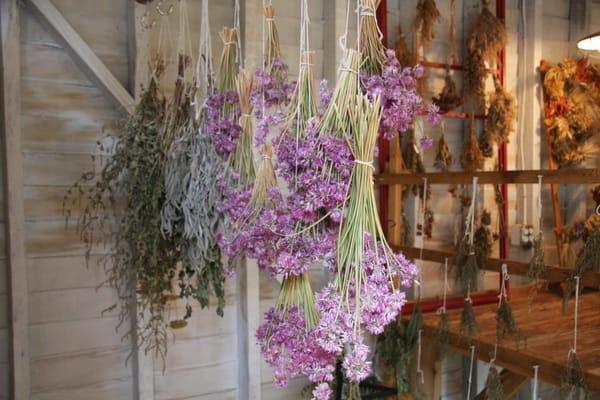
{"left": 18, "top": 1, "right": 134, "bottom": 399}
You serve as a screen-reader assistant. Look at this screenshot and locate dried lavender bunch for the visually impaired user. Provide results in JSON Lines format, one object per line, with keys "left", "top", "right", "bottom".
{"left": 561, "top": 351, "right": 590, "bottom": 400}
{"left": 413, "top": 0, "right": 441, "bottom": 50}
{"left": 485, "top": 363, "right": 506, "bottom": 400}
{"left": 496, "top": 297, "right": 520, "bottom": 347}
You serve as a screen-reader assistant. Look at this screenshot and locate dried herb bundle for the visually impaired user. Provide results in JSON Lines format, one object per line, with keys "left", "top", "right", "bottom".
{"left": 473, "top": 211, "right": 493, "bottom": 269}
{"left": 358, "top": 0, "right": 386, "bottom": 76}
{"left": 434, "top": 311, "right": 450, "bottom": 357}
{"left": 460, "top": 298, "right": 479, "bottom": 338}
{"left": 413, "top": 0, "right": 441, "bottom": 51}
{"left": 248, "top": 144, "right": 277, "bottom": 213}
{"left": 564, "top": 229, "right": 600, "bottom": 303}
{"left": 561, "top": 351, "right": 590, "bottom": 399}
{"left": 527, "top": 232, "right": 547, "bottom": 300}
{"left": 433, "top": 71, "right": 463, "bottom": 113}
{"left": 231, "top": 69, "right": 256, "bottom": 186}
{"left": 457, "top": 248, "right": 479, "bottom": 293}
{"left": 394, "top": 24, "right": 417, "bottom": 68}
{"left": 64, "top": 70, "right": 179, "bottom": 362}
{"left": 496, "top": 297, "right": 520, "bottom": 346}
{"left": 434, "top": 132, "right": 452, "bottom": 171}
{"left": 464, "top": 0, "right": 506, "bottom": 100}
{"left": 404, "top": 129, "right": 426, "bottom": 196}
{"left": 460, "top": 113, "right": 485, "bottom": 172}
{"left": 286, "top": 51, "right": 318, "bottom": 135}
{"left": 484, "top": 363, "right": 506, "bottom": 400}
{"left": 485, "top": 76, "right": 516, "bottom": 145}
{"left": 263, "top": 5, "right": 282, "bottom": 69}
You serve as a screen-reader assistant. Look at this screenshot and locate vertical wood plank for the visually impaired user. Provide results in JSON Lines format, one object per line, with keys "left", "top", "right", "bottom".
{"left": 0, "top": 1, "right": 30, "bottom": 399}
{"left": 127, "top": 3, "right": 154, "bottom": 399}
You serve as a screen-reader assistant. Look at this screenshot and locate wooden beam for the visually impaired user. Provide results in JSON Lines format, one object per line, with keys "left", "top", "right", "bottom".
{"left": 127, "top": 3, "right": 154, "bottom": 400}
{"left": 0, "top": 1, "right": 30, "bottom": 398}
{"left": 394, "top": 245, "right": 600, "bottom": 288}
{"left": 25, "top": 0, "right": 135, "bottom": 115}
{"left": 472, "top": 369, "right": 529, "bottom": 400}
{"left": 376, "top": 168, "right": 600, "bottom": 186}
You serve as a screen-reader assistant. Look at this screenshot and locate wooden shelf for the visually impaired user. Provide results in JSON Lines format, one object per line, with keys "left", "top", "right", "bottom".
{"left": 375, "top": 168, "right": 600, "bottom": 186}
{"left": 394, "top": 245, "right": 600, "bottom": 288}
{"left": 420, "top": 288, "right": 600, "bottom": 391}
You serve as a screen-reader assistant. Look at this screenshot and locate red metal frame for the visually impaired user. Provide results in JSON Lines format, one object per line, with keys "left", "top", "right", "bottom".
{"left": 376, "top": 0, "right": 508, "bottom": 312}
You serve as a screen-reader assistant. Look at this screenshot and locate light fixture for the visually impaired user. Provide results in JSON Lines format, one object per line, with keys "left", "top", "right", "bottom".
{"left": 577, "top": 32, "right": 600, "bottom": 52}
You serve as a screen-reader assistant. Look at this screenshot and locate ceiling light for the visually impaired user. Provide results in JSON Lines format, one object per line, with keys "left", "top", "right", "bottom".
{"left": 577, "top": 32, "right": 600, "bottom": 51}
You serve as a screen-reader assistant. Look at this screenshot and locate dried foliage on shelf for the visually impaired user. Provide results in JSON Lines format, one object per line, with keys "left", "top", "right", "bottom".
{"left": 460, "top": 298, "right": 479, "bottom": 338}
{"left": 378, "top": 306, "right": 424, "bottom": 395}
{"left": 432, "top": 71, "right": 463, "bottom": 113}
{"left": 358, "top": 0, "right": 386, "bottom": 76}
{"left": 562, "top": 351, "right": 590, "bottom": 400}
{"left": 464, "top": 0, "right": 506, "bottom": 101}
{"left": 434, "top": 131, "right": 452, "bottom": 171}
{"left": 485, "top": 76, "right": 516, "bottom": 145}
{"left": 484, "top": 363, "right": 505, "bottom": 400}
{"left": 412, "top": 0, "right": 441, "bottom": 51}
{"left": 460, "top": 113, "right": 485, "bottom": 172}
{"left": 542, "top": 58, "right": 600, "bottom": 167}
{"left": 64, "top": 68, "right": 179, "bottom": 362}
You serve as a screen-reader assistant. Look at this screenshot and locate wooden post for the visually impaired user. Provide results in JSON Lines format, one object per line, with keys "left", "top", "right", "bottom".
{"left": 0, "top": 1, "right": 30, "bottom": 398}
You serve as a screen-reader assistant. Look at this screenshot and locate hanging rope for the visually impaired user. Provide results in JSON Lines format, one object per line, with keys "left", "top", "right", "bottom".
{"left": 532, "top": 365, "right": 540, "bottom": 400}
{"left": 449, "top": 0, "right": 457, "bottom": 65}
{"left": 572, "top": 276, "right": 580, "bottom": 354}
{"left": 234, "top": 0, "right": 243, "bottom": 67}
{"left": 416, "top": 328, "right": 425, "bottom": 384}
{"left": 536, "top": 175, "right": 543, "bottom": 234}
{"left": 194, "top": 0, "right": 213, "bottom": 118}
{"left": 466, "top": 345, "right": 476, "bottom": 399}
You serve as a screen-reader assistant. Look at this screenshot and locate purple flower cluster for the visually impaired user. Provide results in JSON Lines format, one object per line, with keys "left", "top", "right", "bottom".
{"left": 251, "top": 58, "right": 295, "bottom": 110}
{"left": 362, "top": 49, "right": 439, "bottom": 140}
{"left": 205, "top": 91, "right": 241, "bottom": 157}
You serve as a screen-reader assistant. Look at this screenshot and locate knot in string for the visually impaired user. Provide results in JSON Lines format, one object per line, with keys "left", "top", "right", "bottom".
{"left": 354, "top": 159, "right": 374, "bottom": 170}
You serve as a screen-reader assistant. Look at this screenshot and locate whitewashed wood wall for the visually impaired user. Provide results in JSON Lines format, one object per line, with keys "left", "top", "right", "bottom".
{"left": 1, "top": 1, "right": 600, "bottom": 400}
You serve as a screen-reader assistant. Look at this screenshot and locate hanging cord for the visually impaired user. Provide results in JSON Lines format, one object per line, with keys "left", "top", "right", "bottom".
{"left": 532, "top": 365, "right": 540, "bottom": 400}
{"left": 154, "top": 3, "right": 173, "bottom": 83}
{"left": 498, "top": 264, "right": 509, "bottom": 305}
{"left": 516, "top": 0, "right": 528, "bottom": 226}
{"left": 234, "top": 0, "right": 243, "bottom": 68}
{"left": 571, "top": 276, "right": 580, "bottom": 355}
{"left": 466, "top": 345, "right": 476, "bottom": 399}
{"left": 440, "top": 257, "right": 449, "bottom": 312}
{"left": 449, "top": 0, "right": 457, "bottom": 65}
{"left": 416, "top": 177, "right": 429, "bottom": 302}
{"left": 194, "top": 0, "right": 213, "bottom": 119}
{"left": 536, "top": 175, "right": 543, "bottom": 235}
{"left": 176, "top": 0, "right": 193, "bottom": 81}
{"left": 465, "top": 177, "right": 479, "bottom": 247}
{"left": 416, "top": 329, "right": 425, "bottom": 384}
{"left": 338, "top": 0, "right": 352, "bottom": 58}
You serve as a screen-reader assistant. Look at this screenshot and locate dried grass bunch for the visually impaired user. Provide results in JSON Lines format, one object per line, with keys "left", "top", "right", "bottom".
{"left": 231, "top": 69, "right": 256, "bottom": 185}
{"left": 358, "top": 0, "right": 386, "bottom": 75}
{"left": 460, "top": 113, "right": 485, "bottom": 172}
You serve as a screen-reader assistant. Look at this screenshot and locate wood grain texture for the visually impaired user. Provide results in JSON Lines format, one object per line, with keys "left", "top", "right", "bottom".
{"left": 1, "top": 1, "right": 30, "bottom": 398}
{"left": 25, "top": 0, "right": 134, "bottom": 114}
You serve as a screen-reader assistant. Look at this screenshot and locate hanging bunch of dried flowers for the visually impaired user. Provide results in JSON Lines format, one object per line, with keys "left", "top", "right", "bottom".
{"left": 485, "top": 75, "right": 516, "bottom": 145}
{"left": 434, "top": 259, "right": 450, "bottom": 358}
{"left": 460, "top": 113, "right": 485, "bottom": 172}
{"left": 464, "top": 0, "right": 506, "bottom": 102}
{"left": 473, "top": 210, "right": 493, "bottom": 270}
{"left": 528, "top": 176, "right": 547, "bottom": 301}
{"left": 455, "top": 178, "right": 481, "bottom": 293}
{"left": 460, "top": 295, "right": 479, "bottom": 339}
{"left": 394, "top": 24, "right": 417, "bottom": 68}
{"left": 230, "top": 69, "right": 256, "bottom": 186}
{"left": 542, "top": 58, "right": 600, "bottom": 167}
{"left": 433, "top": 71, "right": 464, "bottom": 113}
{"left": 434, "top": 129, "right": 452, "bottom": 171}
{"left": 412, "top": 0, "right": 441, "bottom": 51}
{"left": 496, "top": 265, "right": 522, "bottom": 348}
{"left": 484, "top": 362, "right": 505, "bottom": 400}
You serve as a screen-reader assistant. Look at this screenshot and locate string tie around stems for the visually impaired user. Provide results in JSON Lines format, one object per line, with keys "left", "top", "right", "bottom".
{"left": 224, "top": 41, "right": 236, "bottom": 46}
{"left": 354, "top": 159, "right": 375, "bottom": 170}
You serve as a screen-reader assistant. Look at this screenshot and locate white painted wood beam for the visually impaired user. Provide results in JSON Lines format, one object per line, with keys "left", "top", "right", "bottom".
{"left": 0, "top": 1, "right": 30, "bottom": 398}
{"left": 25, "top": 0, "right": 135, "bottom": 115}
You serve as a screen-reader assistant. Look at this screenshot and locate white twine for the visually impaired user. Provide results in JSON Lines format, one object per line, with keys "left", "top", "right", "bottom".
{"left": 572, "top": 276, "right": 580, "bottom": 354}
{"left": 234, "top": 0, "right": 243, "bottom": 67}
{"left": 417, "top": 177, "right": 428, "bottom": 302}
{"left": 532, "top": 365, "right": 540, "bottom": 400}
{"left": 338, "top": 0, "right": 352, "bottom": 55}
{"left": 354, "top": 159, "right": 375, "bottom": 169}
{"left": 438, "top": 257, "right": 449, "bottom": 313}
{"left": 537, "top": 175, "right": 543, "bottom": 235}
{"left": 467, "top": 177, "right": 479, "bottom": 247}
{"left": 498, "top": 264, "right": 509, "bottom": 305}
{"left": 416, "top": 329, "right": 424, "bottom": 384}
{"left": 194, "top": 0, "right": 213, "bottom": 119}
{"left": 466, "top": 345, "right": 476, "bottom": 399}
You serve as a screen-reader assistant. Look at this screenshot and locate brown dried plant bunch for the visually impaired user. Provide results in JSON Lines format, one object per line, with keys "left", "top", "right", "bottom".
{"left": 434, "top": 131, "right": 452, "bottom": 171}
{"left": 433, "top": 70, "right": 463, "bottom": 113}
{"left": 485, "top": 76, "right": 516, "bottom": 145}
{"left": 465, "top": 0, "right": 506, "bottom": 100}
{"left": 263, "top": 4, "right": 282, "bottom": 69}
{"left": 395, "top": 24, "right": 417, "bottom": 68}
{"left": 485, "top": 363, "right": 505, "bottom": 400}
{"left": 460, "top": 113, "right": 485, "bottom": 172}
{"left": 412, "top": 0, "right": 441, "bottom": 50}
{"left": 403, "top": 129, "right": 426, "bottom": 197}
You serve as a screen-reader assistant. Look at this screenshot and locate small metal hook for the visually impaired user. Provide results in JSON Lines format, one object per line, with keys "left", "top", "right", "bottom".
{"left": 156, "top": 0, "right": 175, "bottom": 16}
